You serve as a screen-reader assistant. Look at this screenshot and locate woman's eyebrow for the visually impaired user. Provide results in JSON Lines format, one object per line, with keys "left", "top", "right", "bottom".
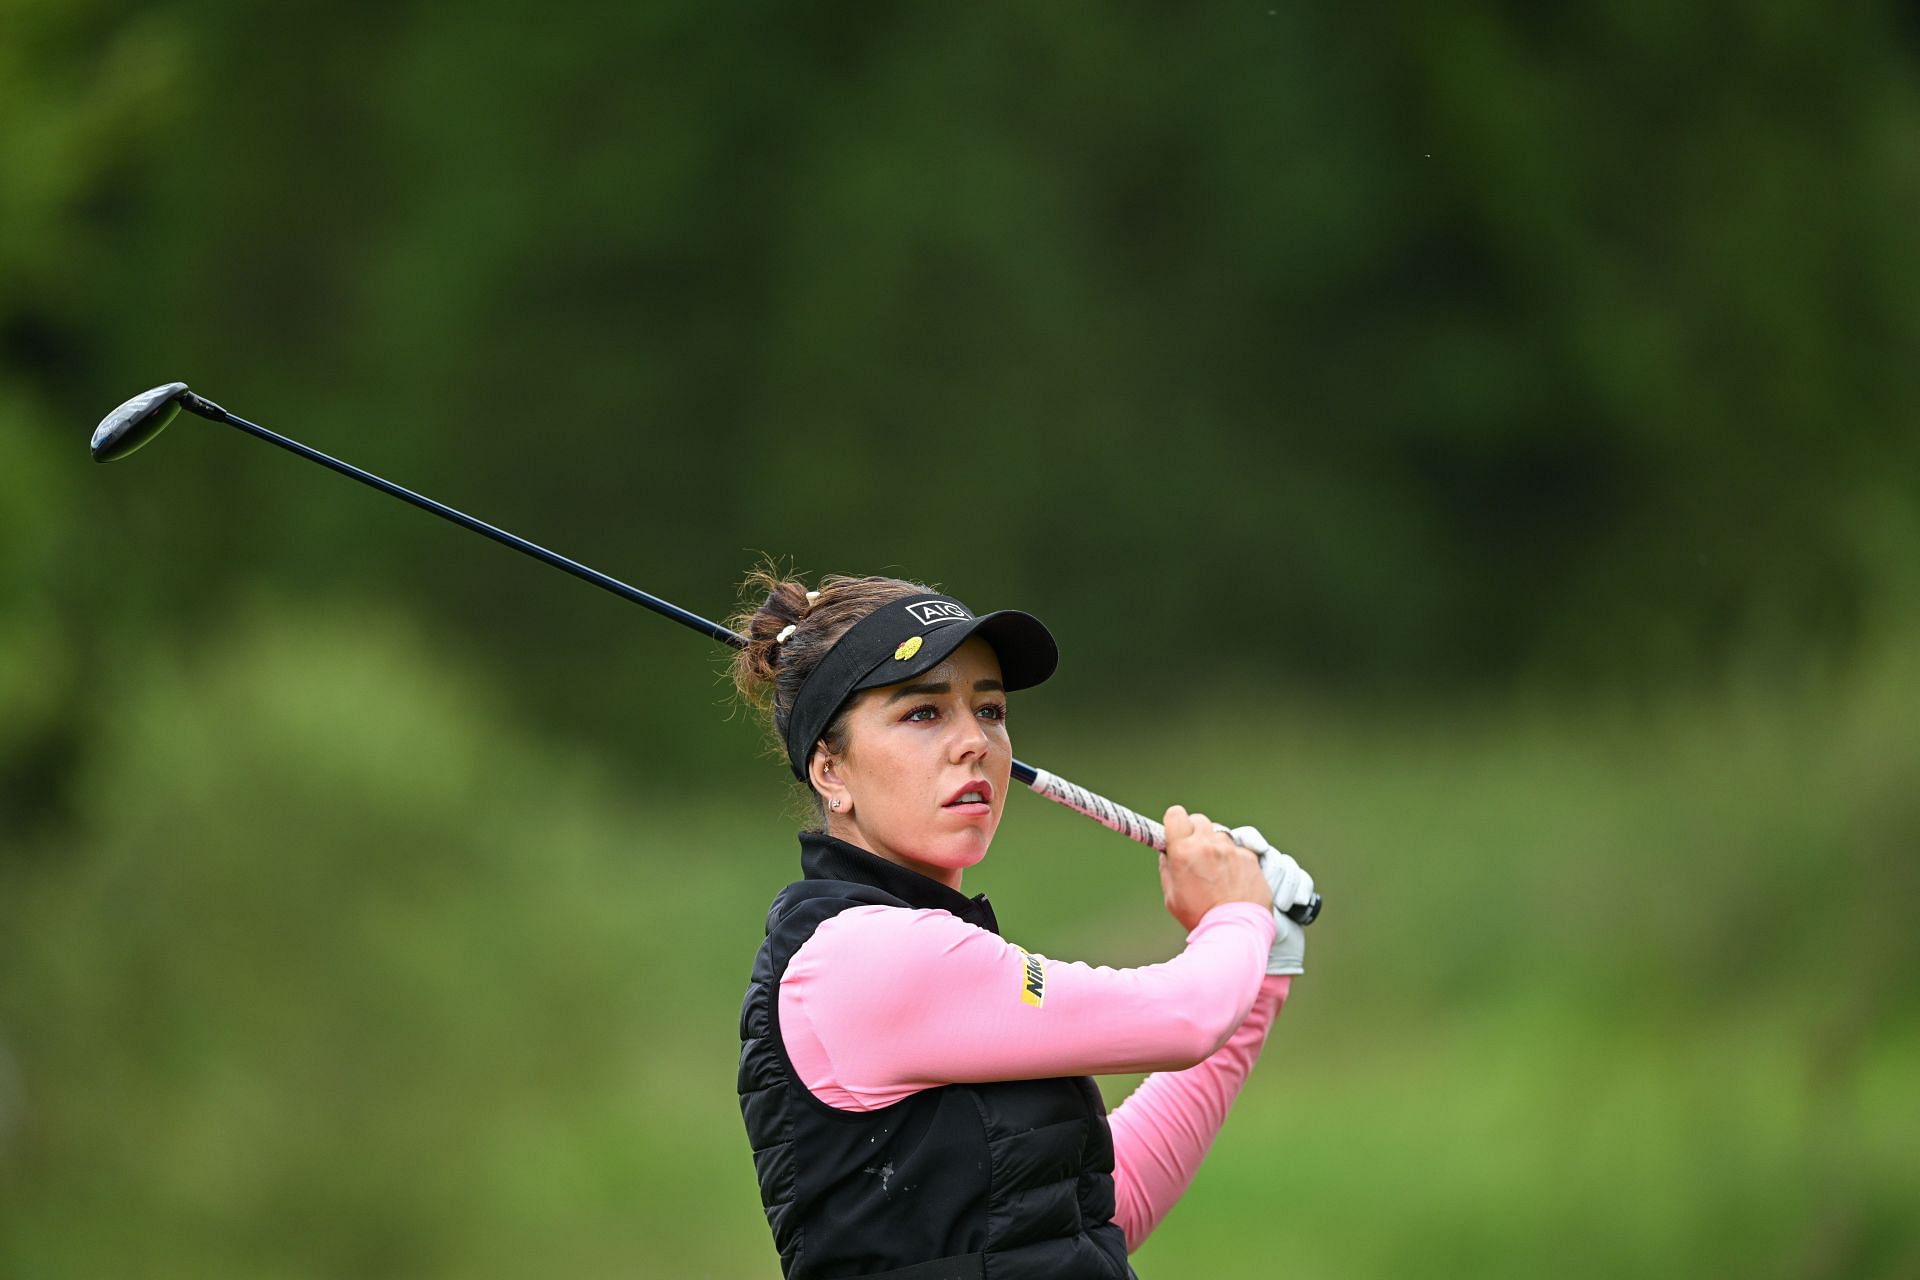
{"left": 886, "top": 681, "right": 950, "bottom": 702}
{"left": 884, "top": 678, "right": 1005, "bottom": 703}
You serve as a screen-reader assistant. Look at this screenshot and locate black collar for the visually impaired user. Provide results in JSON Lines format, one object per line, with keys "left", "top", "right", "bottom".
{"left": 797, "top": 832, "right": 1001, "bottom": 934}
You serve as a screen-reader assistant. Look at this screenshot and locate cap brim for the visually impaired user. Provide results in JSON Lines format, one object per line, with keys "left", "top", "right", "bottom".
{"left": 849, "top": 609, "right": 1057, "bottom": 694}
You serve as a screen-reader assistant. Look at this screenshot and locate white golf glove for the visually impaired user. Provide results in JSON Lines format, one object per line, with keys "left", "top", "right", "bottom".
{"left": 1230, "top": 824, "right": 1312, "bottom": 976}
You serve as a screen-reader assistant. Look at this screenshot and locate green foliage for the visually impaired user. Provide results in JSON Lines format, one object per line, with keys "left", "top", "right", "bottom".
{"left": 5, "top": 4, "right": 1920, "bottom": 1275}
{"left": 0, "top": 606, "right": 781, "bottom": 1276}
{"left": 5, "top": 3, "right": 1918, "bottom": 771}
{"left": 3, "top": 608, "right": 1916, "bottom": 1276}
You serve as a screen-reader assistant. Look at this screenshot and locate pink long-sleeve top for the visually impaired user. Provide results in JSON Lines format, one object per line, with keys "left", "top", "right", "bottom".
{"left": 779, "top": 899, "right": 1291, "bottom": 1252}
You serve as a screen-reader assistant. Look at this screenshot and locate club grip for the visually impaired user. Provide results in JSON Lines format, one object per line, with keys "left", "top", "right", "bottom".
{"left": 1022, "top": 767, "right": 1322, "bottom": 926}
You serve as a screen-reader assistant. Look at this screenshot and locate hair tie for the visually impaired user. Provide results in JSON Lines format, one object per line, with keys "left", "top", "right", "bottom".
{"left": 805, "top": 590, "right": 821, "bottom": 605}
{"left": 775, "top": 623, "right": 798, "bottom": 644}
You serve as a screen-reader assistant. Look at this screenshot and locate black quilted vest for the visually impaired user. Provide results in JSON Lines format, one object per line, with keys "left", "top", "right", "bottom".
{"left": 738, "top": 834, "right": 1137, "bottom": 1280}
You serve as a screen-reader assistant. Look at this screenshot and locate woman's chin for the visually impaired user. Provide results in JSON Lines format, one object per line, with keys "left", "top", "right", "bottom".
{"left": 863, "top": 819, "right": 997, "bottom": 882}
{"left": 926, "top": 831, "right": 994, "bottom": 873}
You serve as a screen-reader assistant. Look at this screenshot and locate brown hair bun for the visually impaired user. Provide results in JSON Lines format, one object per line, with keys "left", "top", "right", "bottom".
{"left": 727, "top": 564, "right": 936, "bottom": 807}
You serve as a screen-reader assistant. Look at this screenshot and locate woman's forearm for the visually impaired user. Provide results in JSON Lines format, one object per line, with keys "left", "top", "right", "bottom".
{"left": 779, "top": 902, "right": 1275, "bottom": 1110}
{"left": 1108, "top": 974, "right": 1292, "bottom": 1252}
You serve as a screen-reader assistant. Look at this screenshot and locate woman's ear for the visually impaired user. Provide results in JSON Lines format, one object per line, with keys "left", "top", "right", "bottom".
{"left": 811, "top": 746, "right": 851, "bottom": 816}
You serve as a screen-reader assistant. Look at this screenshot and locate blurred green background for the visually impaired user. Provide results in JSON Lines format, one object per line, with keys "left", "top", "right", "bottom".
{"left": 4, "top": 3, "right": 1917, "bottom": 1276}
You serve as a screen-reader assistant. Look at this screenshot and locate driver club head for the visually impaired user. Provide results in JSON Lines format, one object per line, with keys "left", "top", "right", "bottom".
{"left": 91, "top": 382, "right": 192, "bottom": 461}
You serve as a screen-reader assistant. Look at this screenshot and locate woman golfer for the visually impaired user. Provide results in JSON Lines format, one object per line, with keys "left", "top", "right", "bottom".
{"left": 732, "top": 571, "right": 1314, "bottom": 1280}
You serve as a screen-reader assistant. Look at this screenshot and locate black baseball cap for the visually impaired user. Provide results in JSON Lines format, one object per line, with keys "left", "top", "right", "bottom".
{"left": 782, "top": 593, "right": 1057, "bottom": 780}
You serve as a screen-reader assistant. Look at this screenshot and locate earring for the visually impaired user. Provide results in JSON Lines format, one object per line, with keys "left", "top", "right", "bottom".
{"left": 830, "top": 799, "right": 842, "bottom": 812}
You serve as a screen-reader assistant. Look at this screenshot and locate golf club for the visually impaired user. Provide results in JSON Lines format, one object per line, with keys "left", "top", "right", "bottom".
{"left": 92, "top": 382, "right": 1321, "bottom": 925}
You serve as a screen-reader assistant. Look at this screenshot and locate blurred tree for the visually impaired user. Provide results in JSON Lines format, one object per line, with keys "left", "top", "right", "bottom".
{"left": 6, "top": 5, "right": 1920, "bottom": 1275}
{"left": 3, "top": 0, "right": 1917, "bottom": 770}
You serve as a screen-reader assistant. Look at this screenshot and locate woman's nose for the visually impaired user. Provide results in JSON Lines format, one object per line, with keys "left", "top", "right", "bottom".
{"left": 950, "top": 715, "right": 992, "bottom": 760}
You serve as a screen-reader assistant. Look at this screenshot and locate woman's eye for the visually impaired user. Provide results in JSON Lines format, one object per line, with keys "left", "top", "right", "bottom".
{"left": 903, "top": 702, "right": 1005, "bottom": 724}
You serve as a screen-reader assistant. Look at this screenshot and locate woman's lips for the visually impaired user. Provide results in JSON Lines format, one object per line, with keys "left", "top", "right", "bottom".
{"left": 942, "top": 780, "right": 995, "bottom": 815}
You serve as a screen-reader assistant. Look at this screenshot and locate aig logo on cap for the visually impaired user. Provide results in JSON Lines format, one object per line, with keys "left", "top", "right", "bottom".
{"left": 906, "top": 600, "right": 971, "bottom": 627}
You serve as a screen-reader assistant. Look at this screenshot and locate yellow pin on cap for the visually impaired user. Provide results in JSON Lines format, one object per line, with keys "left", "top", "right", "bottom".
{"left": 894, "top": 635, "right": 923, "bottom": 661}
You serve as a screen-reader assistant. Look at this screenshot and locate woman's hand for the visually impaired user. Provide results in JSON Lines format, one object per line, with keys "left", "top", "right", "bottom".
{"left": 1159, "top": 805, "right": 1274, "bottom": 932}
{"left": 1230, "top": 825, "right": 1313, "bottom": 976}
